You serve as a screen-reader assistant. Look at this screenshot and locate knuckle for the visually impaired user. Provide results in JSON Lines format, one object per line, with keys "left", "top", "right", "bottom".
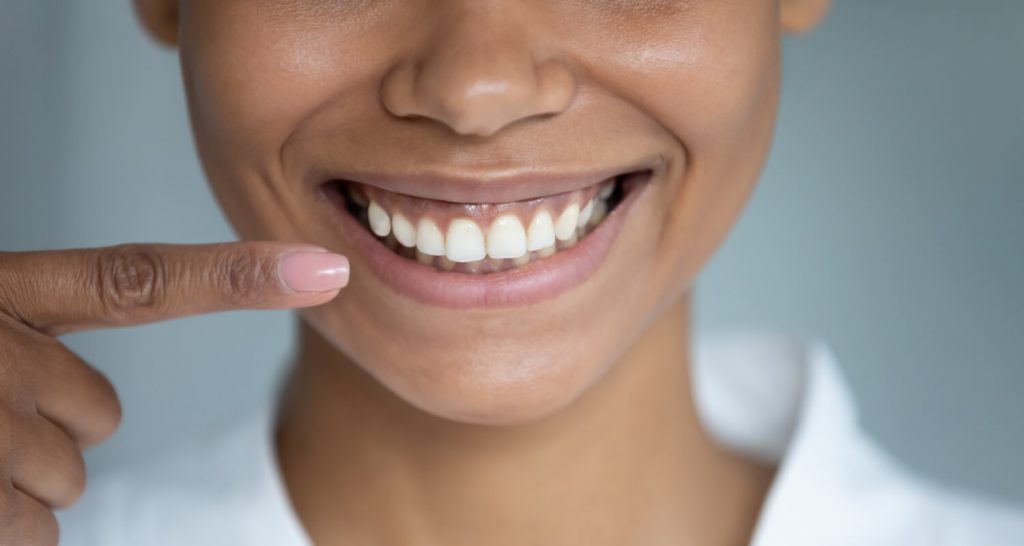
{"left": 94, "top": 245, "right": 165, "bottom": 316}
{"left": 79, "top": 368, "right": 122, "bottom": 446}
{"left": 220, "top": 247, "right": 277, "bottom": 305}
{"left": 51, "top": 451, "right": 87, "bottom": 509}
{"left": 91, "top": 391, "right": 123, "bottom": 444}
{"left": 18, "top": 416, "right": 87, "bottom": 511}
{"left": 0, "top": 485, "right": 59, "bottom": 546}
{"left": 34, "top": 509, "right": 60, "bottom": 546}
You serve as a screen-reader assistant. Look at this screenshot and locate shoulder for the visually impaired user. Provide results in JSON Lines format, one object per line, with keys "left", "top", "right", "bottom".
{"left": 695, "top": 329, "right": 1024, "bottom": 545}
{"left": 55, "top": 405, "right": 308, "bottom": 546}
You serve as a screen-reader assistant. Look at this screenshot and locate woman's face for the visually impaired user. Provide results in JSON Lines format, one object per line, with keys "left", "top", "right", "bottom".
{"left": 144, "top": 0, "right": 820, "bottom": 425}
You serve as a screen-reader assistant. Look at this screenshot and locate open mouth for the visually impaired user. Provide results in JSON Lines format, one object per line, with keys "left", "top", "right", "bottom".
{"left": 323, "top": 169, "right": 651, "bottom": 275}
{"left": 315, "top": 161, "right": 659, "bottom": 307}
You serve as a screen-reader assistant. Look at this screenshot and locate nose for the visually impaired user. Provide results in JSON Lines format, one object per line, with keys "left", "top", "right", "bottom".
{"left": 380, "top": 5, "right": 577, "bottom": 138}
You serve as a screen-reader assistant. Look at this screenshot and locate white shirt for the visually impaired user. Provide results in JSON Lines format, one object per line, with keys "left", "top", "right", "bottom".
{"left": 57, "top": 330, "right": 1024, "bottom": 545}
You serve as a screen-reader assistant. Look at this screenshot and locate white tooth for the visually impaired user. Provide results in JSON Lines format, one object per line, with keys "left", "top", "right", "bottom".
{"left": 559, "top": 232, "right": 579, "bottom": 249}
{"left": 486, "top": 214, "right": 527, "bottom": 259}
{"left": 538, "top": 244, "right": 557, "bottom": 258}
{"left": 578, "top": 199, "right": 594, "bottom": 228}
{"left": 368, "top": 201, "right": 391, "bottom": 237}
{"left": 526, "top": 210, "right": 556, "bottom": 251}
{"left": 392, "top": 213, "right": 417, "bottom": 247}
{"left": 446, "top": 218, "right": 486, "bottom": 263}
{"left": 591, "top": 200, "right": 608, "bottom": 225}
{"left": 554, "top": 203, "right": 580, "bottom": 241}
{"left": 416, "top": 218, "right": 446, "bottom": 256}
{"left": 599, "top": 182, "right": 614, "bottom": 200}
{"left": 513, "top": 254, "right": 531, "bottom": 267}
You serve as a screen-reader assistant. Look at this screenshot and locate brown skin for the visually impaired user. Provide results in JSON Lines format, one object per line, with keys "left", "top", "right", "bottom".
{"left": 136, "top": 0, "right": 832, "bottom": 422}
{"left": 134, "top": 1, "right": 823, "bottom": 545}
{"left": 0, "top": 242, "right": 347, "bottom": 545}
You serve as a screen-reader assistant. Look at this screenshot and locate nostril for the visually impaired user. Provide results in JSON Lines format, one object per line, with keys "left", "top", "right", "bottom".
{"left": 380, "top": 43, "right": 577, "bottom": 138}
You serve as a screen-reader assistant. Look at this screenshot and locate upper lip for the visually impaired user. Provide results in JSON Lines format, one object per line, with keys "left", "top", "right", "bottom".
{"left": 313, "top": 154, "right": 663, "bottom": 204}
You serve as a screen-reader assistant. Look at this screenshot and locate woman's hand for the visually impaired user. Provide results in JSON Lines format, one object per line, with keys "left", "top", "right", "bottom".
{"left": 0, "top": 242, "right": 348, "bottom": 545}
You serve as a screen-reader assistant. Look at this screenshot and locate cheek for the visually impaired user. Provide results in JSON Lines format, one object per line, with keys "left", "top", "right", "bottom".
{"left": 583, "top": 2, "right": 782, "bottom": 297}
{"left": 179, "top": 5, "right": 387, "bottom": 240}
{"left": 182, "top": 7, "right": 333, "bottom": 155}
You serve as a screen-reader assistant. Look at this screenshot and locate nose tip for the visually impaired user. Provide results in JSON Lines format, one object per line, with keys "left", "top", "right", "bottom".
{"left": 380, "top": 40, "right": 577, "bottom": 138}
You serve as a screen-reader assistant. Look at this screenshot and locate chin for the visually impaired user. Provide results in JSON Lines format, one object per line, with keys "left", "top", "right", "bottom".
{"left": 302, "top": 297, "right": 618, "bottom": 426}
{"left": 390, "top": 347, "right": 604, "bottom": 426}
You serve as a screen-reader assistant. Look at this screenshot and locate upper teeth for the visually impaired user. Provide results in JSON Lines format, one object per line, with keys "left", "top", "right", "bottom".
{"left": 554, "top": 203, "right": 580, "bottom": 241}
{"left": 446, "top": 219, "right": 487, "bottom": 262}
{"left": 392, "top": 212, "right": 417, "bottom": 248}
{"left": 368, "top": 201, "right": 391, "bottom": 237}
{"left": 526, "top": 210, "right": 556, "bottom": 253}
{"left": 578, "top": 200, "right": 594, "bottom": 228}
{"left": 487, "top": 214, "right": 528, "bottom": 259}
{"left": 360, "top": 191, "right": 613, "bottom": 264}
{"left": 415, "top": 217, "right": 446, "bottom": 256}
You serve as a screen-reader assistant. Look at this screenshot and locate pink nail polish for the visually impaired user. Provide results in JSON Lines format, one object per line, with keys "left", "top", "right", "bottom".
{"left": 279, "top": 251, "right": 350, "bottom": 293}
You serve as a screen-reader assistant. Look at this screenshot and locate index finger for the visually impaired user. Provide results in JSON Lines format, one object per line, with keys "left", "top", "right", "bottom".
{"left": 0, "top": 241, "right": 349, "bottom": 335}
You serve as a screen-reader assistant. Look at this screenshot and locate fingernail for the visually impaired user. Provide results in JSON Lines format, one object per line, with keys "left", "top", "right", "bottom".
{"left": 279, "top": 251, "right": 350, "bottom": 293}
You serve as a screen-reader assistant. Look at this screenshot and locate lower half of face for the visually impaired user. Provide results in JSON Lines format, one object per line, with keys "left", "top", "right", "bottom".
{"left": 179, "top": 0, "right": 782, "bottom": 425}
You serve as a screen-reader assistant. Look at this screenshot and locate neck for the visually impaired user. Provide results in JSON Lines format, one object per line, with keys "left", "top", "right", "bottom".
{"left": 275, "top": 293, "right": 774, "bottom": 546}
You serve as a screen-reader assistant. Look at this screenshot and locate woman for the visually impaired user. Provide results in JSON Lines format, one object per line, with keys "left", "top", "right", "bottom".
{"left": 0, "top": 1, "right": 1019, "bottom": 544}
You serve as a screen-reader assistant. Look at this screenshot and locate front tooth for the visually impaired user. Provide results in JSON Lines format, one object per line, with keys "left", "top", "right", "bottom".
{"left": 578, "top": 200, "right": 594, "bottom": 228}
{"left": 392, "top": 213, "right": 417, "bottom": 247}
{"left": 446, "top": 218, "right": 486, "bottom": 263}
{"left": 599, "top": 182, "right": 615, "bottom": 200}
{"left": 416, "top": 218, "right": 446, "bottom": 256}
{"left": 487, "top": 214, "right": 527, "bottom": 259}
{"left": 527, "top": 210, "right": 556, "bottom": 251}
{"left": 368, "top": 201, "right": 391, "bottom": 237}
{"left": 555, "top": 204, "right": 580, "bottom": 241}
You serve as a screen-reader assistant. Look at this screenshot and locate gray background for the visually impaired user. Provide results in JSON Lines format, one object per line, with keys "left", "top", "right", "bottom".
{"left": 2, "top": 1, "right": 1022, "bottom": 504}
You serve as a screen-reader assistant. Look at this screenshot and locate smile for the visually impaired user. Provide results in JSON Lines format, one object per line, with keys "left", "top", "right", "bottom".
{"left": 336, "top": 174, "right": 626, "bottom": 274}
{"left": 318, "top": 162, "right": 659, "bottom": 308}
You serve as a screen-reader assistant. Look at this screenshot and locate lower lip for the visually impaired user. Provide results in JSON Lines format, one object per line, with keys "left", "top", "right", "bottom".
{"left": 321, "top": 173, "right": 652, "bottom": 309}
